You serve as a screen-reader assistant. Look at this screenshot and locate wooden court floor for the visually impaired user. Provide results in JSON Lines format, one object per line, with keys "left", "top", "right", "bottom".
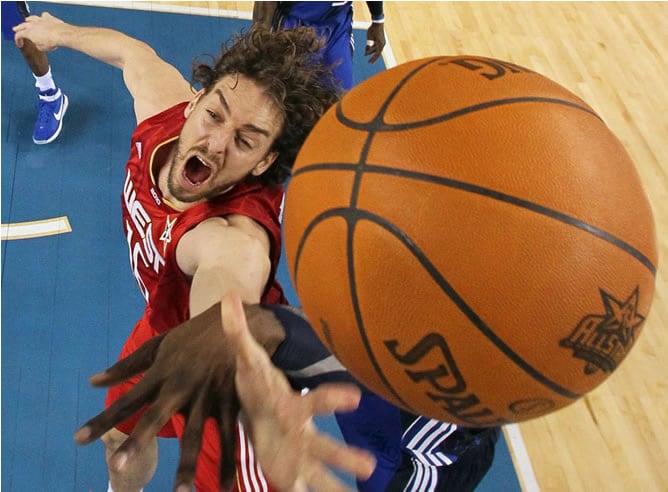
{"left": 8, "top": 2, "right": 668, "bottom": 491}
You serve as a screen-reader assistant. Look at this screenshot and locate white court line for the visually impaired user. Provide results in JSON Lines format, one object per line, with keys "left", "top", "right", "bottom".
{"left": 48, "top": 2, "right": 398, "bottom": 67}
{"left": 505, "top": 424, "right": 540, "bottom": 492}
{"left": 1, "top": 216, "right": 72, "bottom": 240}
{"left": 45, "top": 1, "right": 251, "bottom": 19}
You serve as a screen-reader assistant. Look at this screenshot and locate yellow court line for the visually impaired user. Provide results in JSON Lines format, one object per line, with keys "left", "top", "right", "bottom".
{"left": 1, "top": 216, "right": 72, "bottom": 240}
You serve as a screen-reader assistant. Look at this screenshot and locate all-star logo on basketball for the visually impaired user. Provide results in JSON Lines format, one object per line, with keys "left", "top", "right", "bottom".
{"left": 561, "top": 287, "right": 646, "bottom": 375}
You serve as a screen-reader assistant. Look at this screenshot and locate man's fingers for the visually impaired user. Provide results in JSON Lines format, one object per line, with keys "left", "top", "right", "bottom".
{"left": 74, "top": 375, "right": 160, "bottom": 444}
{"left": 216, "top": 395, "right": 242, "bottom": 490}
{"left": 125, "top": 372, "right": 195, "bottom": 447}
{"left": 305, "top": 384, "right": 362, "bottom": 416}
{"left": 89, "top": 334, "right": 165, "bottom": 387}
{"left": 108, "top": 382, "right": 192, "bottom": 472}
{"left": 173, "top": 389, "right": 208, "bottom": 491}
{"left": 303, "top": 463, "right": 356, "bottom": 492}
{"left": 308, "top": 432, "right": 376, "bottom": 482}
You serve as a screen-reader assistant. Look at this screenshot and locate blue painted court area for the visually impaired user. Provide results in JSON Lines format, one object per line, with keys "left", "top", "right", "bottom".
{"left": 1, "top": 2, "right": 521, "bottom": 491}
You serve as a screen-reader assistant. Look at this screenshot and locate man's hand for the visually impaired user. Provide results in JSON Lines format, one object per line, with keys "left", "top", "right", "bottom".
{"left": 74, "top": 295, "right": 375, "bottom": 491}
{"left": 74, "top": 302, "right": 244, "bottom": 490}
{"left": 223, "top": 294, "right": 376, "bottom": 491}
{"left": 13, "top": 12, "right": 68, "bottom": 51}
{"left": 364, "top": 23, "right": 386, "bottom": 64}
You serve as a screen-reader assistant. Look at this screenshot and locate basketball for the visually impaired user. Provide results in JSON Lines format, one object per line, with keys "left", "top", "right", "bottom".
{"left": 282, "top": 56, "right": 657, "bottom": 426}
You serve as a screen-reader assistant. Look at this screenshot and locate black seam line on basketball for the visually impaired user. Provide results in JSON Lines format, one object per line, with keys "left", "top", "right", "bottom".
{"left": 336, "top": 57, "right": 443, "bottom": 150}
{"left": 291, "top": 164, "right": 657, "bottom": 276}
{"left": 293, "top": 206, "right": 580, "bottom": 404}
{"left": 335, "top": 96, "right": 601, "bottom": 133}
{"left": 291, "top": 208, "right": 417, "bottom": 412}
{"left": 344, "top": 61, "right": 441, "bottom": 210}
{"left": 347, "top": 206, "right": 580, "bottom": 400}
{"left": 335, "top": 57, "right": 440, "bottom": 128}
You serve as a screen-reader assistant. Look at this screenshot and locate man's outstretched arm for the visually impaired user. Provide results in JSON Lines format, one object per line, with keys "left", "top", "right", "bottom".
{"left": 13, "top": 12, "right": 192, "bottom": 123}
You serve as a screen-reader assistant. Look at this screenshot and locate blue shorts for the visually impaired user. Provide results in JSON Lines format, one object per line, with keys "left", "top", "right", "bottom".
{"left": 1, "top": 1, "right": 30, "bottom": 41}
{"left": 276, "top": 6, "right": 354, "bottom": 90}
{"left": 336, "top": 392, "right": 500, "bottom": 491}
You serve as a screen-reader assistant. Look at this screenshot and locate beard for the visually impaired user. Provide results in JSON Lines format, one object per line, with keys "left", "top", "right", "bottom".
{"left": 166, "top": 139, "right": 231, "bottom": 204}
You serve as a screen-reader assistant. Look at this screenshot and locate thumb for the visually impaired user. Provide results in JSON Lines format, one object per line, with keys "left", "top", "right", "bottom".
{"left": 219, "top": 293, "right": 259, "bottom": 370}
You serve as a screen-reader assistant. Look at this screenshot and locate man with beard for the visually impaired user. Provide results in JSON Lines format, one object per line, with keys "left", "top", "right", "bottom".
{"left": 13, "top": 12, "right": 374, "bottom": 492}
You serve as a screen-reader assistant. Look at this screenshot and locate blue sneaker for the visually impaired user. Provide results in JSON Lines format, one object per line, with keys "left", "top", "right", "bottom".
{"left": 33, "top": 88, "right": 68, "bottom": 145}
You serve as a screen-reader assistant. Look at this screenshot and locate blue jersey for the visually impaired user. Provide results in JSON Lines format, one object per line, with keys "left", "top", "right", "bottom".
{"left": 273, "top": 2, "right": 355, "bottom": 90}
{"left": 275, "top": 1, "right": 353, "bottom": 25}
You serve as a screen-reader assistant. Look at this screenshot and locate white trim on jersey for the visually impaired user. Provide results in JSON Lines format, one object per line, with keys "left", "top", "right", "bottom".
{"left": 237, "top": 423, "right": 270, "bottom": 492}
{"left": 403, "top": 418, "right": 458, "bottom": 466}
{"left": 404, "top": 461, "right": 438, "bottom": 492}
{"left": 403, "top": 460, "right": 440, "bottom": 492}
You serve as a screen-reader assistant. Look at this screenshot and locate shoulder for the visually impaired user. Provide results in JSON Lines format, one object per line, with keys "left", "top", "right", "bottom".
{"left": 134, "top": 101, "right": 189, "bottom": 135}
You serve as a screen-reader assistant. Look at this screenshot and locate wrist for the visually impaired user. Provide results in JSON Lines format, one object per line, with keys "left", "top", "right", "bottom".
{"left": 371, "top": 15, "right": 385, "bottom": 24}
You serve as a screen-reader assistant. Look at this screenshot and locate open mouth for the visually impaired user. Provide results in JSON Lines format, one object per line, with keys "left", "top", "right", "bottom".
{"left": 184, "top": 156, "right": 212, "bottom": 186}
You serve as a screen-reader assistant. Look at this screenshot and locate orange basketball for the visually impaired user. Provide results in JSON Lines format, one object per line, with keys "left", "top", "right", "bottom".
{"left": 282, "top": 56, "right": 657, "bottom": 426}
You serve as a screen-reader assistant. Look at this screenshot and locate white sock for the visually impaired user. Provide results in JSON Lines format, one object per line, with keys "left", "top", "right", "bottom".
{"left": 33, "top": 66, "right": 56, "bottom": 92}
{"left": 107, "top": 481, "right": 143, "bottom": 492}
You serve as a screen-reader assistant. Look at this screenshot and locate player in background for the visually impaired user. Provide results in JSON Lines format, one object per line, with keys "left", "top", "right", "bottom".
{"left": 2, "top": 2, "right": 68, "bottom": 144}
{"left": 253, "top": 1, "right": 386, "bottom": 91}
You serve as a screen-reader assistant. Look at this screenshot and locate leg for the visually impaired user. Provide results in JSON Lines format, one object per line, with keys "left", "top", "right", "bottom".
{"left": 101, "top": 428, "right": 158, "bottom": 492}
{"left": 335, "top": 393, "right": 403, "bottom": 491}
{"left": 2, "top": 1, "right": 68, "bottom": 143}
{"left": 320, "top": 10, "right": 355, "bottom": 91}
{"left": 17, "top": 37, "right": 49, "bottom": 76}
{"left": 2, "top": 2, "right": 48, "bottom": 75}
{"left": 102, "top": 320, "right": 165, "bottom": 492}
{"left": 432, "top": 427, "right": 500, "bottom": 492}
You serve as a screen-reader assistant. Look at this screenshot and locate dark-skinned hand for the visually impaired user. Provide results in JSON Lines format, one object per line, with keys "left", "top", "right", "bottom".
{"left": 365, "top": 22, "right": 386, "bottom": 63}
{"left": 74, "top": 295, "right": 375, "bottom": 491}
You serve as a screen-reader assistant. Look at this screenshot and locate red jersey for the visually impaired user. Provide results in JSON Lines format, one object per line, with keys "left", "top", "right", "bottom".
{"left": 121, "top": 102, "right": 287, "bottom": 333}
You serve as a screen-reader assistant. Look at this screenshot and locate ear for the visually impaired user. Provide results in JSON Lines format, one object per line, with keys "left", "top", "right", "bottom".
{"left": 185, "top": 89, "right": 206, "bottom": 117}
{"left": 251, "top": 151, "right": 279, "bottom": 177}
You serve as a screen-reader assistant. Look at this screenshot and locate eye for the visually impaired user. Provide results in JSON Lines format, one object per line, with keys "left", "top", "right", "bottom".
{"left": 235, "top": 133, "right": 252, "bottom": 150}
{"left": 206, "top": 109, "right": 220, "bottom": 121}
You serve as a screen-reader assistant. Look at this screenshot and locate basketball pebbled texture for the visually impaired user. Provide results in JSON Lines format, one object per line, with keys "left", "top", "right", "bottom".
{"left": 283, "top": 56, "right": 657, "bottom": 426}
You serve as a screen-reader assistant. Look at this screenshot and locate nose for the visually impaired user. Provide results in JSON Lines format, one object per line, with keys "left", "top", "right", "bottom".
{"left": 206, "top": 127, "right": 233, "bottom": 156}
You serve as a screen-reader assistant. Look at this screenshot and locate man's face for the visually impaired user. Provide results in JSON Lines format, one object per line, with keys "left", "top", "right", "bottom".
{"left": 167, "top": 74, "right": 283, "bottom": 204}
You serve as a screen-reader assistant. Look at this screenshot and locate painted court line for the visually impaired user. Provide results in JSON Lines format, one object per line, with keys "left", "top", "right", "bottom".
{"left": 505, "top": 424, "right": 540, "bottom": 492}
{"left": 1, "top": 216, "right": 72, "bottom": 240}
{"left": 60, "top": 2, "right": 398, "bottom": 67}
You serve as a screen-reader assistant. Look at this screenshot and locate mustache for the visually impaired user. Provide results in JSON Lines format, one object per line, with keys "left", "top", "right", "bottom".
{"left": 174, "top": 141, "right": 221, "bottom": 168}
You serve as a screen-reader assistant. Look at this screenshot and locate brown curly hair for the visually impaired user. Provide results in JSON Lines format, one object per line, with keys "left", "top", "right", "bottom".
{"left": 191, "top": 26, "right": 342, "bottom": 187}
